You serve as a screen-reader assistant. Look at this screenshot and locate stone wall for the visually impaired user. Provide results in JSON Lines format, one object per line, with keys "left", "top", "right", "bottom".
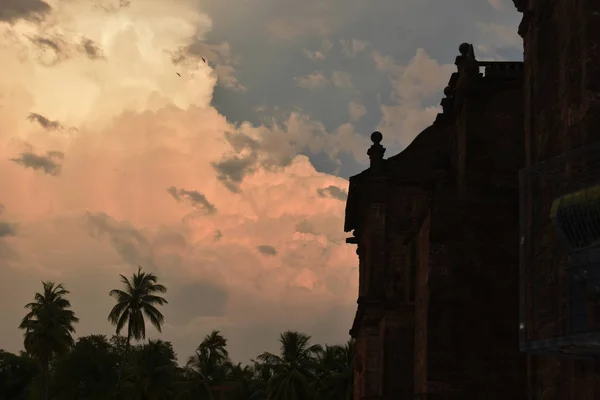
{"left": 423, "top": 76, "right": 527, "bottom": 398}
{"left": 517, "top": 0, "right": 600, "bottom": 398}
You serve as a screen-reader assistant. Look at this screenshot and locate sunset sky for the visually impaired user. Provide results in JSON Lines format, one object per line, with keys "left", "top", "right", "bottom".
{"left": 0, "top": 0, "right": 522, "bottom": 363}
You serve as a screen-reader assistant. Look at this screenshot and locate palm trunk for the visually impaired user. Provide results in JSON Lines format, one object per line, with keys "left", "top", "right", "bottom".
{"left": 115, "top": 332, "right": 132, "bottom": 399}
{"left": 40, "top": 357, "right": 49, "bottom": 400}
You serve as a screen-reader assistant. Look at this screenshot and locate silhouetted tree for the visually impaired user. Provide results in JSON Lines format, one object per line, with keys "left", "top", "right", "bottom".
{"left": 0, "top": 350, "right": 39, "bottom": 400}
{"left": 18, "top": 282, "right": 79, "bottom": 400}
{"left": 50, "top": 335, "right": 119, "bottom": 399}
{"left": 257, "top": 331, "right": 322, "bottom": 400}
{"left": 108, "top": 266, "right": 168, "bottom": 398}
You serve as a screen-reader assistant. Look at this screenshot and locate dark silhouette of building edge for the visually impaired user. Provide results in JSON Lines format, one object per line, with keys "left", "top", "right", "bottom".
{"left": 343, "top": 1, "right": 600, "bottom": 398}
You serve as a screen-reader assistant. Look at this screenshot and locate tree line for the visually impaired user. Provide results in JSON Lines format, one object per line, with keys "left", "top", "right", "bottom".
{"left": 0, "top": 267, "right": 354, "bottom": 400}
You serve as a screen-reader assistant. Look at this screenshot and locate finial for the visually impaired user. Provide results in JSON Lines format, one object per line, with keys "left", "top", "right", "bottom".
{"left": 443, "top": 86, "right": 454, "bottom": 97}
{"left": 371, "top": 131, "right": 383, "bottom": 144}
{"left": 367, "top": 131, "right": 386, "bottom": 172}
{"left": 459, "top": 43, "right": 470, "bottom": 56}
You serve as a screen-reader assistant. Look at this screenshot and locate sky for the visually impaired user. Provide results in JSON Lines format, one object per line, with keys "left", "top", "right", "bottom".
{"left": 0, "top": 0, "right": 522, "bottom": 364}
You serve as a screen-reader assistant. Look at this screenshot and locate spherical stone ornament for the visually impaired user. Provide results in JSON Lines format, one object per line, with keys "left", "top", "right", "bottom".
{"left": 371, "top": 131, "right": 383, "bottom": 144}
{"left": 459, "top": 42, "right": 470, "bottom": 56}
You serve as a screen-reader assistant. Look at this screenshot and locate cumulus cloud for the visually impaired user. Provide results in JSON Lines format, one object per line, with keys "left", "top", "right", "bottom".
{"left": 331, "top": 71, "right": 354, "bottom": 89}
{"left": 340, "top": 39, "right": 370, "bottom": 57}
{"left": 0, "top": 0, "right": 357, "bottom": 363}
{"left": 348, "top": 100, "right": 366, "bottom": 122}
{"left": 373, "top": 48, "right": 455, "bottom": 149}
{"left": 316, "top": 185, "right": 348, "bottom": 201}
{"left": 294, "top": 71, "right": 331, "bottom": 90}
{"left": 167, "top": 186, "right": 217, "bottom": 215}
{"left": 211, "top": 114, "right": 368, "bottom": 193}
{"left": 179, "top": 40, "right": 245, "bottom": 91}
{"left": 303, "top": 40, "right": 333, "bottom": 61}
{"left": 0, "top": 0, "right": 51, "bottom": 23}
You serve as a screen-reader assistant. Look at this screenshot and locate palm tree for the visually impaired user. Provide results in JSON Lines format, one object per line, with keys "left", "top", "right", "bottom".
{"left": 108, "top": 266, "right": 168, "bottom": 398}
{"left": 228, "top": 361, "right": 270, "bottom": 400}
{"left": 257, "top": 331, "right": 323, "bottom": 400}
{"left": 180, "top": 330, "right": 232, "bottom": 399}
{"left": 314, "top": 340, "right": 354, "bottom": 400}
{"left": 126, "top": 339, "right": 179, "bottom": 399}
{"left": 18, "top": 281, "right": 79, "bottom": 400}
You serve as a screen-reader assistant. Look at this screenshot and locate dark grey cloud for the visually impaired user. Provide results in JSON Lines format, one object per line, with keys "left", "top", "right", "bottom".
{"left": 0, "top": 0, "right": 51, "bottom": 23}
{"left": 257, "top": 245, "right": 277, "bottom": 256}
{"left": 212, "top": 154, "right": 257, "bottom": 193}
{"left": 84, "top": 212, "right": 156, "bottom": 269}
{"left": 0, "top": 222, "right": 17, "bottom": 237}
{"left": 10, "top": 150, "right": 64, "bottom": 176}
{"left": 80, "top": 38, "right": 104, "bottom": 60}
{"left": 29, "top": 35, "right": 68, "bottom": 66}
{"left": 316, "top": 185, "right": 348, "bottom": 201}
{"left": 166, "top": 186, "right": 217, "bottom": 215}
{"left": 26, "top": 112, "right": 62, "bottom": 130}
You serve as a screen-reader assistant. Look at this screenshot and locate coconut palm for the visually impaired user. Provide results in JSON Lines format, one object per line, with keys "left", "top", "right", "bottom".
{"left": 180, "top": 330, "right": 232, "bottom": 399}
{"left": 257, "top": 331, "right": 323, "bottom": 400}
{"left": 108, "top": 266, "right": 168, "bottom": 397}
{"left": 314, "top": 340, "right": 354, "bottom": 400}
{"left": 18, "top": 282, "right": 79, "bottom": 400}
{"left": 125, "top": 339, "right": 179, "bottom": 400}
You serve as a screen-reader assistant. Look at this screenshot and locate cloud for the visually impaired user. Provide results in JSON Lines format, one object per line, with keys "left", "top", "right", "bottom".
{"left": 331, "top": 71, "right": 354, "bottom": 89}
{"left": 348, "top": 100, "right": 366, "bottom": 122}
{"left": 27, "top": 113, "right": 62, "bottom": 130}
{"left": 211, "top": 115, "right": 368, "bottom": 193}
{"left": 214, "top": 229, "right": 223, "bottom": 240}
{"left": 488, "top": 0, "right": 507, "bottom": 11}
{"left": 340, "top": 39, "right": 370, "bottom": 57}
{"left": 373, "top": 48, "right": 455, "bottom": 150}
{"left": 167, "top": 186, "right": 217, "bottom": 215}
{"left": 303, "top": 40, "right": 333, "bottom": 61}
{"left": 0, "top": 0, "right": 51, "bottom": 23}
{"left": 257, "top": 245, "right": 277, "bottom": 256}
{"left": 476, "top": 22, "right": 521, "bottom": 49}
{"left": 294, "top": 72, "right": 331, "bottom": 90}
{"left": 316, "top": 185, "right": 348, "bottom": 201}
{"left": 79, "top": 38, "right": 104, "bottom": 60}
{"left": 180, "top": 41, "right": 245, "bottom": 91}
{"left": 0, "top": 222, "right": 17, "bottom": 237}
{"left": 0, "top": 0, "right": 524, "bottom": 366}
{"left": 268, "top": 16, "right": 332, "bottom": 40}
{"left": 10, "top": 150, "right": 64, "bottom": 176}
{"left": 0, "top": 0, "right": 358, "bottom": 364}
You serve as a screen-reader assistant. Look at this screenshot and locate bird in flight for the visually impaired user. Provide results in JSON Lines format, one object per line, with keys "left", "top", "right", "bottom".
{"left": 176, "top": 72, "right": 181, "bottom": 77}
{"left": 202, "top": 58, "right": 206, "bottom": 63}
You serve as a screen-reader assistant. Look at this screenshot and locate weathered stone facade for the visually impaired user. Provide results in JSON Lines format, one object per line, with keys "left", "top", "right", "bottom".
{"left": 516, "top": 0, "right": 600, "bottom": 399}
{"left": 345, "top": 44, "right": 528, "bottom": 399}
{"left": 345, "top": 1, "right": 600, "bottom": 399}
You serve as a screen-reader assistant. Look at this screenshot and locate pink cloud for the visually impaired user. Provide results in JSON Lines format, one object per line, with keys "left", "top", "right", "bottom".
{"left": 0, "top": 0, "right": 357, "bottom": 362}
